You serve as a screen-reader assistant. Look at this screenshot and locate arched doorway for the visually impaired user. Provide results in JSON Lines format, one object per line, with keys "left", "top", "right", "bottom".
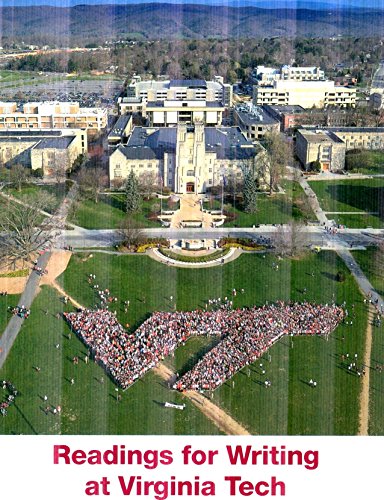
{"left": 186, "top": 182, "right": 195, "bottom": 193}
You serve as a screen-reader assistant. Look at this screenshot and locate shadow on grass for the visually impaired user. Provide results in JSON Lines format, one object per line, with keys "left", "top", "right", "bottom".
{"left": 178, "top": 338, "right": 220, "bottom": 377}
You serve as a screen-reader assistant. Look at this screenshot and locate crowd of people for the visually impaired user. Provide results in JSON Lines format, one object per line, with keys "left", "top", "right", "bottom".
{"left": 1, "top": 380, "right": 18, "bottom": 416}
{"left": 64, "top": 301, "right": 344, "bottom": 391}
{"left": 9, "top": 305, "right": 30, "bottom": 319}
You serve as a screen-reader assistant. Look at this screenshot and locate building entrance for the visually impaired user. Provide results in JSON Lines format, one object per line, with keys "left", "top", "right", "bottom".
{"left": 186, "top": 182, "right": 195, "bottom": 193}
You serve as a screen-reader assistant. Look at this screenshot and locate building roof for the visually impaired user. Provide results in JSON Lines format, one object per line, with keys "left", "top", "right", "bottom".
{"left": 297, "top": 128, "right": 344, "bottom": 144}
{"left": 146, "top": 100, "right": 224, "bottom": 108}
{"left": 34, "top": 137, "right": 75, "bottom": 149}
{"left": 109, "top": 115, "right": 131, "bottom": 138}
{"left": 264, "top": 104, "right": 306, "bottom": 114}
{"left": 235, "top": 106, "right": 279, "bottom": 126}
{"left": 169, "top": 79, "right": 207, "bottom": 89}
{"left": 116, "top": 126, "right": 255, "bottom": 161}
{"left": 0, "top": 129, "right": 63, "bottom": 138}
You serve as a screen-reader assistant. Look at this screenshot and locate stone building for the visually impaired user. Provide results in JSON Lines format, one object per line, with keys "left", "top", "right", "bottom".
{"left": 109, "top": 123, "right": 257, "bottom": 193}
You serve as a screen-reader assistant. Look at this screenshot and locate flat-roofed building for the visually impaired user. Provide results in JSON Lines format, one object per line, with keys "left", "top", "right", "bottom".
{"left": 296, "top": 128, "right": 346, "bottom": 172}
{"left": 145, "top": 100, "right": 224, "bottom": 127}
{"left": 118, "top": 76, "right": 232, "bottom": 118}
{"left": 296, "top": 126, "right": 384, "bottom": 171}
{"left": 263, "top": 104, "right": 308, "bottom": 132}
{"left": 253, "top": 65, "right": 325, "bottom": 85}
{"left": 109, "top": 123, "right": 256, "bottom": 193}
{"left": 0, "top": 128, "right": 87, "bottom": 176}
{"left": 253, "top": 80, "right": 356, "bottom": 109}
{"left": 0, "top": 101, "right": 107, "bottom": 135}
{"left": 233, "top": 104, "right": 280, "bottom": 140}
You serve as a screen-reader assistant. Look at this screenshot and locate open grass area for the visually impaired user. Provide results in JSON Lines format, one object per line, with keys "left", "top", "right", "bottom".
{"left": 70, "top": 194, "right": 160, "bottom": 229}
{"left": 4, "top": 183, "right": 68, "bottom": 213}
{"left": 217, "top": 180, "right": 315, "bottom": 227}
{"left": 353, "top": 248, "right": 384, "bottom": 296}
{"left": 345, "top": 150, "right": 384, "bottom": 175}
{"left": 0, "top": 251, "right": 370, "bottom": 435}
{"left": 0, "top": 286, "right": 220, "bottom": 435}
{"left": 309, "top": 178, "right": 384, "bottom": 228}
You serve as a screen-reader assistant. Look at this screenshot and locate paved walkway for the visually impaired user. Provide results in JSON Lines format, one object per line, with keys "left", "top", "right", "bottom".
{"left": 170, "top": 194, "right": 215, "bottom": 229}
{"left": 148, "top": 247, "right": 243, "bottom": 268}
{"left": 0, "top": 182, "right": 78, "bottom": 369}
{"left": 298, "top": 176, "right": 330, "bottom": 226}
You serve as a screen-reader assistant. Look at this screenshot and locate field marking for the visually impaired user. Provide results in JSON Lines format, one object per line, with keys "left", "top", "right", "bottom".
{"left": 50, "top": 280, "right": 83, "bottom": 310}
{"left": 358, "top": 306, "right": 374, "bottom": 435}
{"left": 154, "top": 363, "right": 251, "bottom": 436}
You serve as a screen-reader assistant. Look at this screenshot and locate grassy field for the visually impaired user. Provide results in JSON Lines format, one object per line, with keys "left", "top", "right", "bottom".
{"left": 345, "top": 150, "right": 384, "bottom": 175}
{"left": 4, "top": 183, "right": 68, "bottom": 213}
{"left": 70, "top": 194, "right": 161, "bottom": 229}
{"left": 209, "top": 180, "right": 315, "bottom": 227}
{"left": 309, "top": 178, "right": 384, "bottom": 228}
{"left": 1, "top": 251, "right": 368, "bottom": 435}
{"left": 353, "top": 248, "right": 384, "bottom": 296}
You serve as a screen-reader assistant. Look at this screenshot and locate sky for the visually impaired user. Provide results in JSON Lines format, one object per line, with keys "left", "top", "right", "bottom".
{"left": 0, "top": 0, "right": 383, "bottom": 8}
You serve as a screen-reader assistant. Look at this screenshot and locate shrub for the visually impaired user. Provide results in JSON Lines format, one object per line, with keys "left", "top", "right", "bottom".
{"left": 336, "top": 271, "right": 346, "bottom": 282}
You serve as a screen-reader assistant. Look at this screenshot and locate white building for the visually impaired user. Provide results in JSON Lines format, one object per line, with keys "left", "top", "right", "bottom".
{"left": 253, "top": 80, "right": 356, "bottom": 109}
{"left": 0, "top": 102, "right": 107, "bottom": 135}
{"left": 118, "top": 76, "right": 232, "bottom": 119}
{"left": 253, "top": 65, "right": 325, "bottom": 85}
{"left": 109, "top": 123, "right": 256, "bottom": 193}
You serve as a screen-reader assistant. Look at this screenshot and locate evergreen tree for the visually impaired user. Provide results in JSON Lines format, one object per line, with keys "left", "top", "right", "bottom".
{"left": 243, "top": 170, "right": 258, "bottom": 213}
{"left": 125, "top": 170, "right": 142, "bottom": 213}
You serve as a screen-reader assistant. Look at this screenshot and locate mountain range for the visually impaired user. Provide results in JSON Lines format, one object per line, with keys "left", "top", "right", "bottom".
{"left": 1, "top": 0, "right": 383, "bottom": 9}
{"left": 1, "top": 3, "right": 384, "bottom": 43}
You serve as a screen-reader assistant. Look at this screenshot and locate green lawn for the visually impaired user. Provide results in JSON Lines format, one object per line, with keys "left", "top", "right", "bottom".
{"left": 69, "top": 194, "right": 160, "bottom": 229}
{"left": 0, "top": 251, "right": 369, "bottom": 435}
{"left": 0, "top": 286, "right": 220, "bottom": 435}
{"left": 345, "top": 150, "right": 384, "bottom": 175}
{"left": 309, "top": 178, "right": 384, "bottom": 228}
{"left": 209, "top": 180, "right": 315, "bottom": 227}
{"left": 353, "top": 248, "right": 384, "bottom": 296}
{"left": 4, "top": 183, "right": 68, "bottom": 213}
{"left": 350, "top": 250, "right": 384, "bottom": 435}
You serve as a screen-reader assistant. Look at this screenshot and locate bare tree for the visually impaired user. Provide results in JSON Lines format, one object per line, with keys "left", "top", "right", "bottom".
{"left": 0, "top": 192, "right": 58, "bottom": 267}
{"left": 77, "top": 166, "right": 108, "bottom": 204}
{"left": 53, "top": 156, "right": 68, "bottom": 184}
{"left": 117, "top": 216, "right": 145, "bottom": 250}
{"left": 273, "top": 221, "right": 308, "bottom": 257}
{"left": 261, "top": 132, "right": 293, "bottom": 195}
{"left": 9, "top": 164, "right": 30, "bottom": 192}
{"left": 138, "top": 171, "right": 158, "bottom": 200}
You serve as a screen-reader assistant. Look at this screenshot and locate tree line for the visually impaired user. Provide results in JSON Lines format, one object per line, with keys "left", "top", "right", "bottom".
{"left": 6, "top": 36, "right": 384, "bottom": 84}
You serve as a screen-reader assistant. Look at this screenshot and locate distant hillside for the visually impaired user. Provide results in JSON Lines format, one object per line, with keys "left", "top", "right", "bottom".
{"left": 1, "top": 4, "right": 384, "bottom": 44}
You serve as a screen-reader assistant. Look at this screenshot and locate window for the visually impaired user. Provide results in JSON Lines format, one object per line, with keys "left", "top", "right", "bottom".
{"left": 187, "top": 170, "right": 195, "bottom": 176}
{"left": 139, "top": 164, "right": 144, "bottom": 168}
{"left": 147, "top": 163, "right": 152, "bottom": 168}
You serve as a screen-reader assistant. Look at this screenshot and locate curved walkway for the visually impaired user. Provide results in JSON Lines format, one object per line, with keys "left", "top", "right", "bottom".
{"left": 148, "top": 247, "right": 242, "bottom": 268}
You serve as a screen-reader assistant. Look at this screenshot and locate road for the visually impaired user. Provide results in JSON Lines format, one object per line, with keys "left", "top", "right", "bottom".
{"left": 60, "top": 225, "right": 384, "bottom": 250}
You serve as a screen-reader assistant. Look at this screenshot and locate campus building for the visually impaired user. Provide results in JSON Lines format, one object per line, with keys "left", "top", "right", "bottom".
{"left": 0, "top": 128, "right": 87, "bottom": 176}
{"left": 0, "top": 102, "right": 107, "bottom": 135}
{"left": 253, "top": 65, "right": 325, "bottom": 84}
{"left": 118, "top": 76, "right": 232, "bottom": 124}
{"left": 296, "top": 126, "right": 384, "bottom": 171}
{"left": 109, "top": 123, "right": 256, "bottom": 193}
{"left": 233, "top": 104, "right": 280, "bottom": 140}
{"left": 253, "top": 80, "right": 356, "bottom": 109}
